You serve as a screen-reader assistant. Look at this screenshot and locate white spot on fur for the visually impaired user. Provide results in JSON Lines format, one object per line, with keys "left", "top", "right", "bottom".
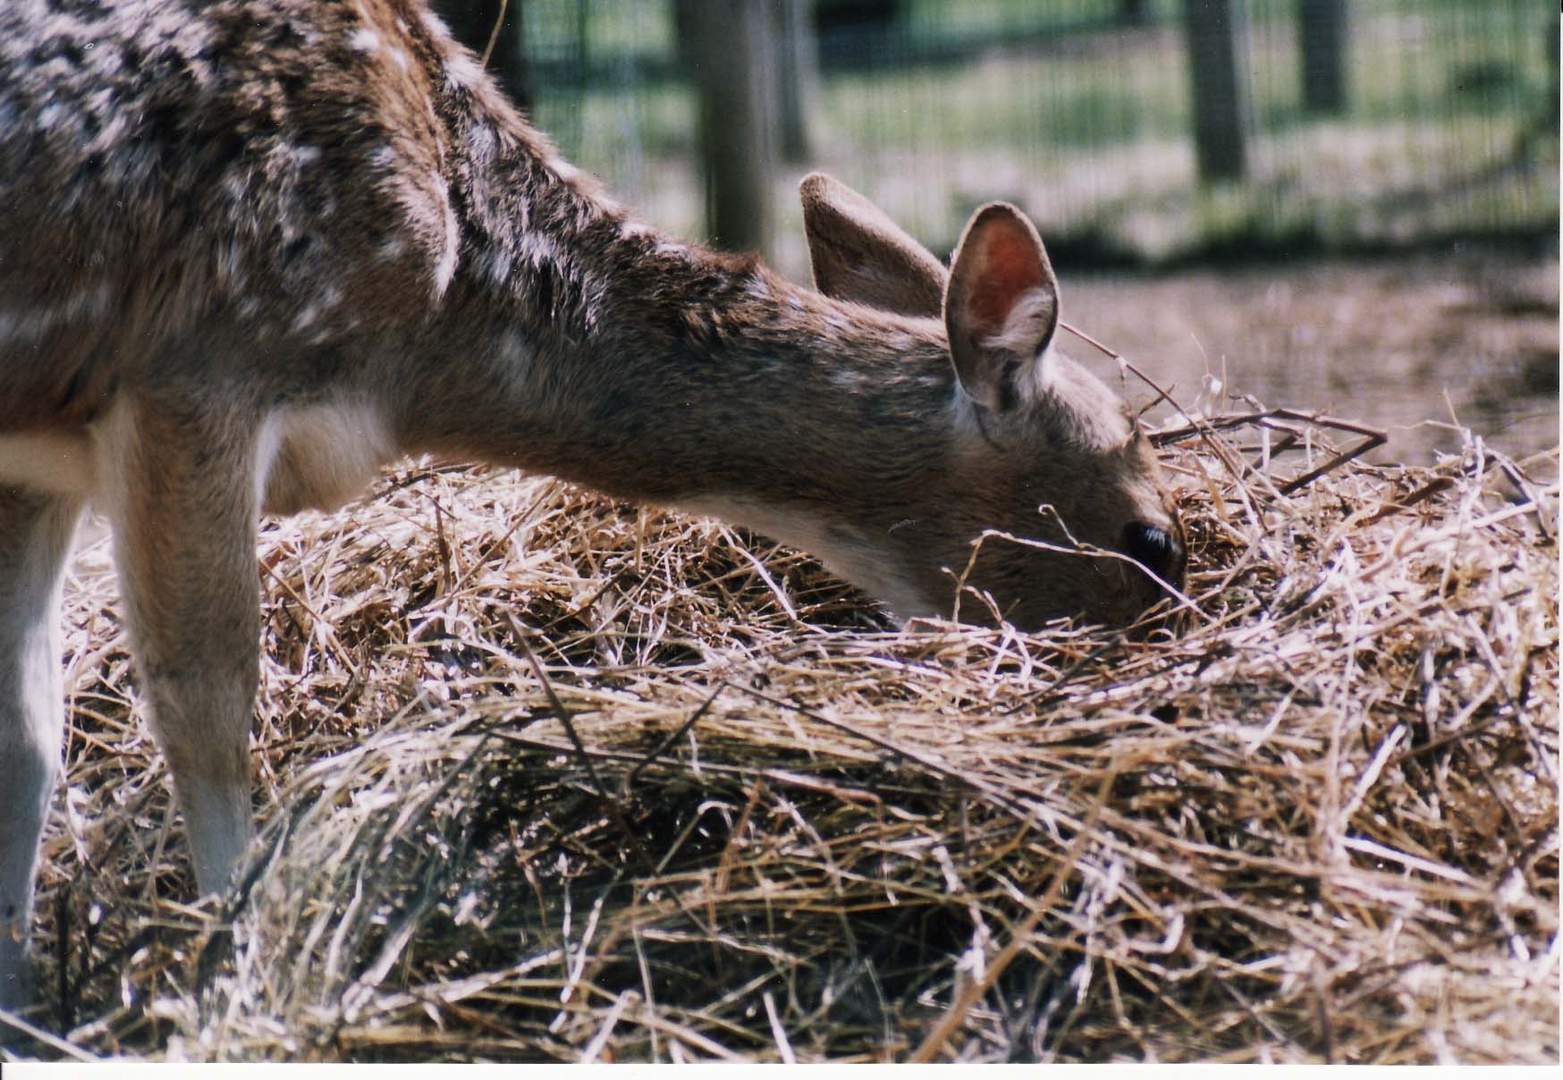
{"left": 290, "top": 304, "right": 320, "bottom": 333}
{"left": 483, "top": 249, "right": 513, "bottom": 286}
{"left": 517, "top": 232, "right": 559, "bottom": 265}
{"left": 431, "top": 186, "right": 459, "bottom": 297}
{"left": 295, "top": 145, "right": 321, "bottom": 167}
{"left": 445, "top": 51, "right": 484, "bottom": 89}
{"left": 419, "top": 9, "right": 451, "bottom": 40}
{"left": 467, "top": 122, "right": 496, "bottom": 159}
{"left": 348, "top": 27, "right": 381, "bottom": 53}
{"left": 388, "top": 47, "right": 411, "bottom": 72}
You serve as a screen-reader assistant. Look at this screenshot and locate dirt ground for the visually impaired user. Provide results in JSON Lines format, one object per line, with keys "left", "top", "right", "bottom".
{"left": 1060, "top": 247, "right": 1559, "bottom": 468}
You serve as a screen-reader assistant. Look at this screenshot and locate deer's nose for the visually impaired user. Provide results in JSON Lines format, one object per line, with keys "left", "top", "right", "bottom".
{"left": 1122, "top": 521, "right": 1183, "bottom": 586}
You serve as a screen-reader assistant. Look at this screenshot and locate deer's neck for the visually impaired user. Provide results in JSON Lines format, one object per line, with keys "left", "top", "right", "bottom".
{"left": 398, "top": 132, "right": 957, "bottom": 543}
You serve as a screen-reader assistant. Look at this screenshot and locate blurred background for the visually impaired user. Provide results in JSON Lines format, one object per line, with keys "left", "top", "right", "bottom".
{"left": 436, "top": 0, "right": 1559, "bottom": 463}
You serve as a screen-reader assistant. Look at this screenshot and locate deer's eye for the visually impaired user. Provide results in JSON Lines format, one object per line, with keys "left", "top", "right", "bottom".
{"left": 1122, "top": 521, "right": 1182, "bottom": 584}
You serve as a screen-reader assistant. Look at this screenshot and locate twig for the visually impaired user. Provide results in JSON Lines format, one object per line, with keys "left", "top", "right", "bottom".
{"left": 0, "top": 1005, "right": 99, "bottom": 1062}
{"left": 623, "top": 681, "right": 727, "bottom": 793}
{"left": 909, "top": 769, "right": 1114, "bottom": 1062}
{"left": 517, "top": 637, "right": 656, "bottom": 871}
{"left": 479, "top": 0, "right": 510, "bottom": 69}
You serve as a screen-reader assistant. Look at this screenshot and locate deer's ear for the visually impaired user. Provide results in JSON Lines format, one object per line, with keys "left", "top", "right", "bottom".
{"left": 943, "top": 203, "right": 1059, "bottom": 413}
{"left": 799, "top": 173, "right": 947, "bottom": 317}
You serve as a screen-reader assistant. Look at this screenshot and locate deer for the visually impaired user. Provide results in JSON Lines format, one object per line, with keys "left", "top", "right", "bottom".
{"left": 0, "top": 0, "right": 1185, "bottom": 1008}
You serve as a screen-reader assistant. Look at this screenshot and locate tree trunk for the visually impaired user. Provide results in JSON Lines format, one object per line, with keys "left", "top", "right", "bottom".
{"left": 1298, "top": 0, "right": 1348, "bottom": 115}
{"left": 773, "top": 0, "right": 818, "bottom": 163}
{"left": 1182, "top": 0, "right": 1252, "bottom": 182}
{"left": 1120, "top": 0, "right": 1152, "bottom": 27}
{"left": 679, "top": 1, "right": 778, "bottom": 256}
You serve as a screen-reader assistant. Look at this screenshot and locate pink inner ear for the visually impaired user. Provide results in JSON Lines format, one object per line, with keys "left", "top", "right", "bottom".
{"left": 967, "top": 221, "right": 1043, "bottom": 333}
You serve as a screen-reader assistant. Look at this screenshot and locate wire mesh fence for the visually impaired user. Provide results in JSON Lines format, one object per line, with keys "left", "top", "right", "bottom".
{"left": 470, "top": 0, "right": 1558, "bottom": 277}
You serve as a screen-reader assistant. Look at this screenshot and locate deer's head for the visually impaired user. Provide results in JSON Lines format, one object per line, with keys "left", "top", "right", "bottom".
{"left": 799, "top": 174, "right": 1185, "bottom": 633}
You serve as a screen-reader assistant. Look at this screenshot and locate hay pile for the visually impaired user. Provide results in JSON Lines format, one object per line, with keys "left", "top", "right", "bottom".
{"left": 7, "top": 394, "right": 1557, "bottom": 1064}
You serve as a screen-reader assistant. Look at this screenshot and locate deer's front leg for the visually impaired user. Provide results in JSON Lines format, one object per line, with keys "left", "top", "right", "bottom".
{"left": 100, "top": 393, "right": 262, "bottom": 895}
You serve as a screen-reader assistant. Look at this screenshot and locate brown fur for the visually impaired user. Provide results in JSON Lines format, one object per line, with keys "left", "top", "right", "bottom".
{"left": 799, "top": 172, "right": 947, "bottom": 317}
{"left": 0, "top": 0, "right": 1183, "bottom": 1005}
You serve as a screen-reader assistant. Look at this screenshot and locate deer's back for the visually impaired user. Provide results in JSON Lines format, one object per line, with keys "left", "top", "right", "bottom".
{"left": 0, "top": 0, "right": 465, "bottom": 426}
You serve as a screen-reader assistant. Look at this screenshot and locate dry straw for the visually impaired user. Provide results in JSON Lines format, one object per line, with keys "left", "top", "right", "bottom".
{"left": 3, "top": 376, "right": 1556, "bottom": 1063}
